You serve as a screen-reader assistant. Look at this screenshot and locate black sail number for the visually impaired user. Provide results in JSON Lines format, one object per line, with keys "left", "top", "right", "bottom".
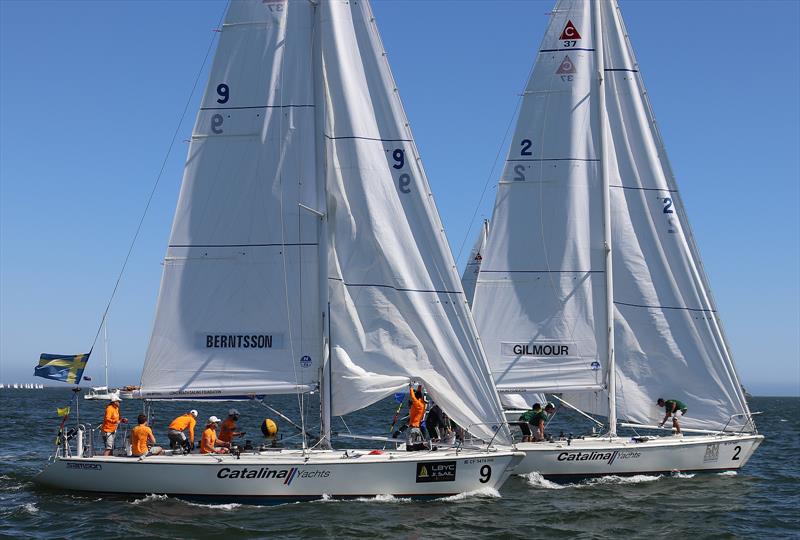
{"left": 520, "top": 139, "right": 533, "bottom": 156}
{"left": 392, "top": 148, "right": 405, "bottom": 169}
{"left": 216, "top": 83, "right": 229, "bottom": 104}
{"left": 479, "top": 465, "right": 492, "bottom": 483}
{"left": 211, "top": 114, "right": 224, "bottom": 134}
{"left": 392, "top": 147, "right": 411, "bottom": 194}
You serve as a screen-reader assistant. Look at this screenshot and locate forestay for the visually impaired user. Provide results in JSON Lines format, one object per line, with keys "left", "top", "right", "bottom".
{"left": 140, "top": 1, "right": 322, "bottom": 398}
{"left": 475, "top": 0, "right": 753, "bottom": 432}
{"left": 320, "top": 0, "right": 509, "bottom": 444}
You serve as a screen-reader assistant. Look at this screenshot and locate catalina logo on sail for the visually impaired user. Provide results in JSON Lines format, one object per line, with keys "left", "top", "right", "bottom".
{"left": 559, "top": 20, "right": 581, "bottom": 40}
{"left": 501, "top": 342, "right": 575, "bottom": 357}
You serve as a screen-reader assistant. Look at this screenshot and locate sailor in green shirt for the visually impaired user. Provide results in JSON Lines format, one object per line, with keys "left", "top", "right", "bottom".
{"left": 657, "top": 398, "right": 688, "bottom": 434}
{"left": 518, "top": 402, "right": 556, "bottom": 442}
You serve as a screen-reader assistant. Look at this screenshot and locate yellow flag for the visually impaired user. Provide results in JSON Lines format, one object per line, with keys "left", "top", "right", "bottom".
{"left": 57, "top": 407, "right": 70, "bottom": 417}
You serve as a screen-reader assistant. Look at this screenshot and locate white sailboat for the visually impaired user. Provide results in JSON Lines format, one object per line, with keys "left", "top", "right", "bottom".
{"left": 470, "top": 0, "right": 762, "bottom": 478}
{"left": 35, "top": 0, "right": 522, "bottom": 501}
{"left": 84, "top": 318, "right": 121, "bottom": 401}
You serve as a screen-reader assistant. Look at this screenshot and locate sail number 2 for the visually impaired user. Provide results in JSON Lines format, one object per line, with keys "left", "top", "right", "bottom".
{"left": 661, "top": 196, "right": 677, "bottom": 234}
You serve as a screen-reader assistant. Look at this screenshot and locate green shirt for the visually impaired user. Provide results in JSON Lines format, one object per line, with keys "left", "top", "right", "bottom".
{"left": 519, "top": 410, "right": 548, "bottom": 425}
{"left": 665, "top": 399, "right": 687, "bottom": 412}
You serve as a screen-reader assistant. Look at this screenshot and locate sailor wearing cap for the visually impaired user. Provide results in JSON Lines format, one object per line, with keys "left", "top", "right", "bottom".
{"left": 200, "top": 416, "right": 230, "bottom": 454}
{"left": 100, "top": 395, "right": 128, "bottom": 456}
{"left": 218, "top": 408, "right": 243, "bottom": 445}
{"left": 167, "top": 409, "right": 198, "bottom": 452}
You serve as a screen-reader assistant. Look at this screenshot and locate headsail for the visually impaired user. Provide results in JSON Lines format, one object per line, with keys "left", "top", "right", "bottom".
{"left": 140, "top": 1, "right": 322, "bottom": 398}
{"left": 461, "top": 220, "right": 489, "bottom": 307}
{"left": 474, "top": 0, "right": 753, "bottom": 432}
{"left": 320, "top": 0, "right": 509, "bottom": 444}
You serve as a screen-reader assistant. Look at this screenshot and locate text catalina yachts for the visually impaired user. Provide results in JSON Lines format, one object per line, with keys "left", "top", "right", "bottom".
{"left": 216, "top": 467, "right": 330, "bottom": 480}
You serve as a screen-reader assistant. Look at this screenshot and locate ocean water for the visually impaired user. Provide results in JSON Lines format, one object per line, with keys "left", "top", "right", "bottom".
{"left": 0, "top": 390, "right": 797, "bottom": 539}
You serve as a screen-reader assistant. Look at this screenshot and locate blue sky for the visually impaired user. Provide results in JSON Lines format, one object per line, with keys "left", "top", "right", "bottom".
{"left": 1, "top": 1, "right": 798, "bottom": 396}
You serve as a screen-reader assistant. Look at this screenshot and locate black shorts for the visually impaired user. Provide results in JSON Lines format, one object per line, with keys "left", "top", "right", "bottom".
{"left": 518, "top": 422, "right": 532, "bottom": 436}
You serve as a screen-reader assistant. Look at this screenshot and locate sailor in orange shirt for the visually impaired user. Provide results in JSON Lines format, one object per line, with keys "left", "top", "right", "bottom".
{"left": 130, "top": 414, "right": 162, "bottom": 457}
{"left": 168, "top": 410, "right": 198, "bottom": 452}
{"left": 408, "top": 384, "right": 426, "bottom": 429}
{"left": 100, "top": 395, "right": 128, "bottom": 456}
{"left": 200, "top": 416, "right": 230, "bottom": 454}
{"left": 218, "top": 409, "right": 243, "bottom": 446}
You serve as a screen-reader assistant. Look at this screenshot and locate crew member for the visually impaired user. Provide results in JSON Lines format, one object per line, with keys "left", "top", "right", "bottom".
{"left": 201, "top": 416, "right": 230, "bottom": 454}
{"left": 657, "top": 398, "right": 688, "bottom": 434}
{"left": 130, "top": 414, "right": 161, "bottom": 457}
{"left": 168, "top": 409, "right": 198, "bottom": 451}
{"left": 100, "top": 395, "right": 127, "bottom": 456}
{"left": 518, "top": 403, "right": 542, "bottom": 442}
{"left": 406, "top": 383, "right": 428, "bottom": 450}
{"left": 218, "top": 409, "right": 243, "bottom": 445}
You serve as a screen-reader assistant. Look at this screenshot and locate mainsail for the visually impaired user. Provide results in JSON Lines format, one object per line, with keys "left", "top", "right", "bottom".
{"left": 462, "top": 220, "right": 489, "bottom": 307}
{"left": 140, "top": 0, "right": 509, "bottom": 444}
{"left": 473, "top": 0, "right": 753, "bottom": 432}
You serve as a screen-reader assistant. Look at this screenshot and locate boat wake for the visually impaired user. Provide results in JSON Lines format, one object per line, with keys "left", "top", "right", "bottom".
{"left": 717, "top": 471, "right": 738, "bottom": 477}
{"left": 311, "top": 493, "right": 411, "bottom": 504}
{"left": 21, "top": 503, "right": 38, "bottom": 514}
{"left": 438, "top": 487, "right": 501, "bottom": 502}
{"left": 582, "top": 474, "right": 663, "bottom": 486}
{"left": 669, "top": 472, "right": 696, "bottom": 479}
{"left": 522, "top": 472, "right": 566, "bottom": 490}
{"left": 184, "top": 501, "right": 242, "bottom": 511}
{"left": 131, "top": 494, "right": 169, "bottom": 505}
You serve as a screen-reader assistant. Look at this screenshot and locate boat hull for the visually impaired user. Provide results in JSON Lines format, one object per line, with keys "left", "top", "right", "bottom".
{"left": 35, "top": 448, "right": 523, "bottom": 503}
{"left": 513, "top": 433, "right": 763, "bottom": 479}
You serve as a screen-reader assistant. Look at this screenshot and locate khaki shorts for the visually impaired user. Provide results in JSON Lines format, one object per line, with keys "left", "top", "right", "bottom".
{"left": 102, "top": 431, "right": 115, "bottom": 450}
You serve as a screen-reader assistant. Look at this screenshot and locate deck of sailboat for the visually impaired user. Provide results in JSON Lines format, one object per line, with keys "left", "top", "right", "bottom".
{"left": 517, "top": 432, "right": 764, "bottom": 452}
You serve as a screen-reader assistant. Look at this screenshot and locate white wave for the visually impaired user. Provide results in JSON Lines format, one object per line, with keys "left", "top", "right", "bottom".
{"left": 669, "top": 472, "right": 696, "bottom": 479}
{"left": 582, "top": 474, "right": 663, "bottom": 486}
{"left": 717, "top": 470, "right": 738, "bottom": 477}
{"left": 184, "top": 501, "right": 242, "bottom": 511}
{"left": 131, "top": 493, "right": 169, "bottom": 505}
{"left": 353, "top": 494, "right": 411, "bottom": 503}
{"left": 21, "top": 503, "right": 38, "bottom": 514}
{"left": 779, "top": 419, "right": 788, "bottom": 422}
{"left": 522, "top": 471, "right": 566, "bottom": 490}
{"left": 438, "top": 487, "right": 501, "bottom": 502}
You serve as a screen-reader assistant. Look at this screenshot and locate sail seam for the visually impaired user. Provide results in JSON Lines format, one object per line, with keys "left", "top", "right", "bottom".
{"left": 200, "top": 104, "right": 315, "bottom": 110}
{"left": 540, "top": 47, "right": 595, "bottom": 52}
{"left": 480, "top": 270, "right": 603, "bottom": 274}
{"left": 610, "top": 184, "right": 677, "bottom": 192}
{"left": 604, "top": 68, "right": 638, "bottom": 73}
{"left": 614, "top": 301, "right": 716, "bottom": 313}
{"left": 330, "top": 277, "right": 461, "bottom": 295}
{"left": 168, "top": 243, "right": 318, "bottom": 248}
{"left": 324, "top": 134, "right": 412, "bottom": 142}
{"left": 507, "top": 158, "right": 599, "bottom": 162}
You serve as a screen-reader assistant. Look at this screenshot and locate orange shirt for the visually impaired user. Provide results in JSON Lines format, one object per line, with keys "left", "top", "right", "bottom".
{"left": 168, "top": 414, "right": 197, "bottom": 443}
{"left": 218, "top": 418, "right": 237, "bottom": 443}
{"left": 131, "top": 425, "right": 155, "bottom": 456}
{"left": 101, "top": 404, "right": 120, "bottom": 433}
{"left": 409, "top": 388, "right": 425, "bottom": 428}
{"left": 200, "top": 426, "right": 218, "bottom": 454}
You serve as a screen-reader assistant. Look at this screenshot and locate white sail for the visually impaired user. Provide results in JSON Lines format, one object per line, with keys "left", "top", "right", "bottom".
{"left": 475, "top": 0, "right": 752, "bottom": 432}
{"left": 141, "top": 1, "right": 322, "bottom": 398}
{"left": 461, "top": 220, "right": 489, "bottom": 307}
{"left": 320, "top": 0, "right": 509, "bottom": 444}
{"left": 473, "top": 0, "right": 607, "bottom": 396}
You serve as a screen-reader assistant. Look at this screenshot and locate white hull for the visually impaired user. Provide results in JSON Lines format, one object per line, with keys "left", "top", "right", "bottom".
{"left": 84, "top": 387, "right": 121, "bottom": 401}
{"left": 513, "top": 433, "right": 763, "bottom": 479}
{"left": 35, "top": 448, "right": 524, "bottom": 503}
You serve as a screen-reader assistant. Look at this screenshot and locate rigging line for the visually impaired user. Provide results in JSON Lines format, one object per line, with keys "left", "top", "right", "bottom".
{"left": 454, "top": 91, "right": 525, "bottom": 269}
{"left": 97, "top": 1, "right": 229, "bottom": 358}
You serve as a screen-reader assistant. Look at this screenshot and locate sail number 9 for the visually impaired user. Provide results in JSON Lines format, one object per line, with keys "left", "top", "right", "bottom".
{"left": 479, "top": 465, "right": 492, "bottom": 483}
{"left": 216, "top": 83, "right": 229, "bottom": 104}
{"left": 392, "top": 148, "right": 411, "bottom": 194}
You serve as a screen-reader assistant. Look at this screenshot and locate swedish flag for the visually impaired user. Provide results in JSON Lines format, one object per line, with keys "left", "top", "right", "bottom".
{"left": 34, "top": 353, "right": 89, "bottom": 384}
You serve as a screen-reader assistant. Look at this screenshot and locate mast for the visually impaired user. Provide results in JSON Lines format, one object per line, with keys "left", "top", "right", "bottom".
{"left": 103, "top": 316, "right": 109, "bottom": 388}
{"left": 312, "top": 0, "right": 332, "bottom": 447}
{"left": 592, "top": 0, "right": 616, "bottom": 436}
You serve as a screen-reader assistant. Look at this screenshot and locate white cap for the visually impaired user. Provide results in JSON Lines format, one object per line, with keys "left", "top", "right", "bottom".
{"left": 189, "top": 409, "right": 198, "bottom": 417}
{"left": 109, "top": 395, "right": 121, "bottom": 402}
{"left": 208, "top": 416, "right": 221, "bottom": 424}
{"left": 228, "top": 408, "right": 240, "bottom": 416}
